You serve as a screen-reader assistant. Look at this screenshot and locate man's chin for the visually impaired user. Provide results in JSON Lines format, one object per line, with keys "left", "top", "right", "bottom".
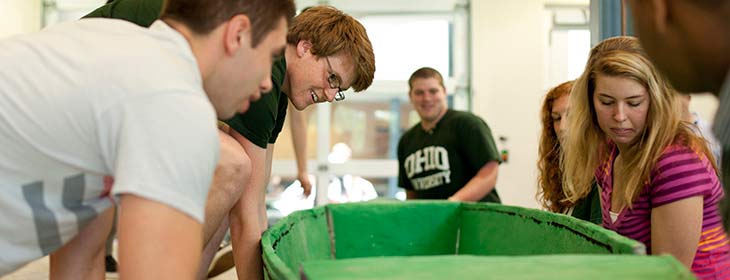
{"left": 292, "top": 99, "right": 308, "bottom": 111}
{"left": 238, "top": 101, "right": 251, "bottom": 114}
{"left": 217, "top": 104, "right": 247, "bottom": 120}
{"left": 218, "top": 111, "right": 235, "bottom": 121}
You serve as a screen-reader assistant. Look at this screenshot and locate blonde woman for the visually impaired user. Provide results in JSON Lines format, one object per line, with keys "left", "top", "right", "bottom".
{"left": 562, "top": 36, "right": 730, "bottom": 278}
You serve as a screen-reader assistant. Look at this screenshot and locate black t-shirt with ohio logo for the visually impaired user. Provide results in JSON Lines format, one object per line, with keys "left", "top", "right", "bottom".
{"left": 397, "top": 110, "right": 501, "bottom": 203}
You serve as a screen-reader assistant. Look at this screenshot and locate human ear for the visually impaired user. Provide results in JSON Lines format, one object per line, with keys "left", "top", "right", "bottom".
{"left": 224, "top": 14, "right": 252, "bottom": 55}
{"left": 296, "top": 40, "right": 313, "bottom": 58}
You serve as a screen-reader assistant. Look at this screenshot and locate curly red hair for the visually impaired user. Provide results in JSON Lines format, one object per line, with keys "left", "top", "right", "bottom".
{"left": 537, "top": 80, "right": 573, "bottom": 213}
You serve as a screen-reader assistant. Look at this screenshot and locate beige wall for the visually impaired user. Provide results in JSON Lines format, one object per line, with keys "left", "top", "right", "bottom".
{"left": 471, "top": 0, "right": 592, "bottom": 209}
{"left": 0, "top": 0, "right": 42, "bottom": 38}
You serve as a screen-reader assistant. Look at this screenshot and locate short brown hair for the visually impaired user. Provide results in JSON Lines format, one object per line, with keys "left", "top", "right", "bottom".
{"left": 161, "top": 0, "right": 296, "bottom": 47}
{"left": 287, "top": 5, "right": 375, "bottom": 92}
{"left": 408, "top": 67, "right": 445, "bottom": 92}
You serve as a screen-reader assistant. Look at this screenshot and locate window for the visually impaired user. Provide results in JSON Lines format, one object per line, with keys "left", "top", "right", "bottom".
{"left": 42, "top": 0, "right": 106, "bottom": 27}
{"left": 361, "top": 15, "right": 451, "bottom": 81}
{"left": 544, "top": 5, "right": 591, "bottom": 88}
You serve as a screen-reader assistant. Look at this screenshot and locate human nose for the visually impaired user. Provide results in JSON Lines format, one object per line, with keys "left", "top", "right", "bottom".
{"left": 260, "top": 74, "right": 273, "bottom": 94}
{"left": 613, "top": 104, "right": 627, "bottom": 122}
{"left": 557, "top": 119, "right": 567, "bottom": 136}
{"left": 322, "top": 87, "right": 338, "bottom": 102}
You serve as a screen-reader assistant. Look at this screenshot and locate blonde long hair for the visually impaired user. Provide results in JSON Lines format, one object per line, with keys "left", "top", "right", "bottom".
{"left": 561, "top": 36, "right": 717, "bottom": 209}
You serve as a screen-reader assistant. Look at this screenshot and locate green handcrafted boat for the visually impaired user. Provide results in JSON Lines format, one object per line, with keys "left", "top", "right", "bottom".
{"left": 261, "top": 201, "right": 694, "bottom": 280}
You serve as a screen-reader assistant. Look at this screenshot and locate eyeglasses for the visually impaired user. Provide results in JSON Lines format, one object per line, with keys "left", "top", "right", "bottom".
{"left": 324, "top": 57, "right": 345, "bottom": 101}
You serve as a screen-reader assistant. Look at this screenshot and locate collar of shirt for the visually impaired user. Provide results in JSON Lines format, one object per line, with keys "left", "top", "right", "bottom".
{"left": 714, "top": 69, "right": 730, "bottom": 149}
{"left": 149, "top": 20, "right": 202, "bottom": 87}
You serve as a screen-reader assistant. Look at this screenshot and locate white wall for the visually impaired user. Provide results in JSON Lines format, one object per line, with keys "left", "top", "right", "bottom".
{"left": 690, "top": 94, "right": 719, "bottom": 124}
{"left": 0, "top": 0, "right": 105, "bottom": 39}
{"left": 0, "top": 0, "right": 41, "bottom": 38}
{"left": 471, "top": 0, "right": 588, "bottom": 209}
{"left": 472, "top": 0, "right": 545, "bottom": 209}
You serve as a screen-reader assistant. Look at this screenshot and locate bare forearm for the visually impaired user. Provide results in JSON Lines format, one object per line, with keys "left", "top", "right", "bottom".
{"left": 230, "top": 197, "right": 264, "bottom": 280}
{"left": 118, "top": 195, "right": 202, "bottom": 280}
{"left": 49, "top": 207, "right": 114, "bottom": 280}
{"left": 289, "top": 106, "right": 308, "bottom": 175}
{"left": 228, "top": 139, "right": 268, "bottom": 279}
{"left": 449, "top": 161, "right": 499, "bottom": 202}
{"left": 651, "top": 196, "right": 703, "bottom": 268}
{"left": 289, "top": 106, "right": 312, "bottom": 196}
{"left": 260, "top": 146, "right": 274, "bottom": 229}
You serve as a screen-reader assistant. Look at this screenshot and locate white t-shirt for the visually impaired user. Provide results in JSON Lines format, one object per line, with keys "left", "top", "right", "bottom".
{"left": 0, "top": 19, "right": 219, "bottom": 275}
{"left": 692, "top": 113, "right": 723, "bottom": 166}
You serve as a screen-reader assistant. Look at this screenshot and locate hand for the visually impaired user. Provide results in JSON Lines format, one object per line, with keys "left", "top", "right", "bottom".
{"left": 298, "top": 172, "right": 312, "bottom": 197}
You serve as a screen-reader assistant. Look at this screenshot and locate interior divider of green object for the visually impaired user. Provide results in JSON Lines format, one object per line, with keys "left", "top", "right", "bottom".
{"left": 261, "top": 201, "right": 646, "bottom": 280}
{"left": 458, "top": 203, "right": 645, "bottom": 255}
{"left": 329, "top": 201, "right": 462, "bottom": 259}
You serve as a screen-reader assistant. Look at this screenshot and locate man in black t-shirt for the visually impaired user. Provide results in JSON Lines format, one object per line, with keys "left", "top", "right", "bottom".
{"left": 398, "top": 67, "right": 501, "bottom": 203}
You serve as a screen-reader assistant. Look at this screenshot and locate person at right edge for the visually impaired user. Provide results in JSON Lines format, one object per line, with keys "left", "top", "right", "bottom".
{"left": 627, "top": 0, "right": 730, "bottom": 237}
{"left": 398, "top": 67, "right": 501, "bottom": 202}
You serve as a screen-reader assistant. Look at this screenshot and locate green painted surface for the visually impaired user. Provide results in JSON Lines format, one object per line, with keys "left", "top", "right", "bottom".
{"left": 261, "top": 201, "right": 682, "bottom": 280}
{"left": 330, "top": 201, "right": 460, "bottom": 258}
{"left": 262, "top": 207, "right": 331, "bottom": 280}
{"left": 300, "top": 255, "right": 695, "bottom": 280}
{"left": 458, "top": 203, "right": 642, "bottom": 255}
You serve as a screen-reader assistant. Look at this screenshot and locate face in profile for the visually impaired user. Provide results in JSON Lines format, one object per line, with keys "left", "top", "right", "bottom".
{"left": 409, "top": 77, "right": 448, "bottom": 124}
{"left": 592, "top": 74, "right": 650, "bottom": 149}
{"left": 209, "top": 16, "right": 288, "bottom": 119}
{"left": 551, "top": 94, "right": 569, "bottom": 143}
{"left": 286, "top": 42, "right": 355, "bottom": 111}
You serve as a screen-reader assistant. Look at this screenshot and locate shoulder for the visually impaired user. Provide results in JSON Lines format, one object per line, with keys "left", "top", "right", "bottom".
{"left": 70, "top": 19, "right": 199, "bottom": 84}
{"left": 103, "top": 90, "right": 217, "bottom": 160}
{"left": 449, "top": 110, "right": 487, "bottom": 126}
{"left": 651, "top": 141, "right": 716, "bottom": 188}
{"left": 444, "top": 110, "right": 491, "bottom": 135}
{"left": 82, "top": 0, "right": 162, "bottom": 27}
{"left": 448, "top": 110, "right": 479, "bottom": 120}
{"left": 398, "top": 124, "right": 422, "bottom": 146}
{"left": 116, "top": 90, "right": 215, "bottom": 120}
{"left": 400, "top": 124, "right": 420, "bottom": 140}
{"left": 654, "top": 143, "right": 705, "bottom": 171}
{"left": 648, "top": 142, "right": 718, "bottom": 206}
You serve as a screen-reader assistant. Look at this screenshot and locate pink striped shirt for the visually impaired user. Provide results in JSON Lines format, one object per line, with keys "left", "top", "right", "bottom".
{"left": 596, "top": 141, "right": 730, "bottom": 279}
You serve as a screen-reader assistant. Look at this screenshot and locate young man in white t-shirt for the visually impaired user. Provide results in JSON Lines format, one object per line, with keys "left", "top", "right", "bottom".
{"left": 0, "top": 0, "right": 295, "bottom": 279}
